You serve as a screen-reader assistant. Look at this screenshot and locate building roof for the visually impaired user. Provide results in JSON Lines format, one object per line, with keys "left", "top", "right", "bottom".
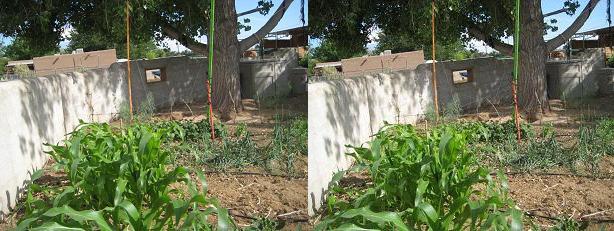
{"left": 267, "top": 26, "right": 308, "bottom": 36}
{"left": 576, "top": 26, "right": 614, "bottom": 36}
{"left": 6, "top": 60, "right": 34, "bottom": 67}
{"left": 314, "top": 61, "right": 342, "bottom": 69}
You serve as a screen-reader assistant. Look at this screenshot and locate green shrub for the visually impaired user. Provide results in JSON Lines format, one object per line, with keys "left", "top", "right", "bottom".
{"left": 318, "top": 124, "right": 522, "bottom": 230}
{"left": 17, "top": 122, "right": 235, "bottom": 230}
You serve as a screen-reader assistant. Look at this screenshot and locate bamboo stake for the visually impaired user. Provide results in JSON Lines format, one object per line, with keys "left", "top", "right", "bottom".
{"left": 126, "top": 0, "right": 134, "bottom": 121}
{"left": 207, "top": 0, "right": 216, "bottom": 139}
{"left": 431, "top": 0, "right": 440, "bottom": 122}
{"left": 512, "top": 0, "right": 522, "bottom": 143}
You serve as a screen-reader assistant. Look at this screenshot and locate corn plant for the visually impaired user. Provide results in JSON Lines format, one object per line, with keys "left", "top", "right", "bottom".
{"left": 317, "top": 124, "right": 522, "bottom": 230}
{"left": 17, "top": 122, "right": 236, "bottom": 230}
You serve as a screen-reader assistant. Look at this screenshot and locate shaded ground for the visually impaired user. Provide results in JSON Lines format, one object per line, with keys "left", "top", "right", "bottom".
{"left": 0, "top": 95, "right": 308, "bottom": 230}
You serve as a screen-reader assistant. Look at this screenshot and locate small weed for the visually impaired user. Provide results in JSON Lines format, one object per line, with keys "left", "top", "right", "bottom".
{"left": 246, "top": 216, "right": 281, "bottom": 231}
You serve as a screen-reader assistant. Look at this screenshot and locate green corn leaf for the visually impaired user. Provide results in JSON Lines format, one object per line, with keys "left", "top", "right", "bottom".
{"left": 41, "top": 206, "right": 113, "bottom": 231}
{"left": 30, "top": 221, "right": 86, "bottom": 231}
{"left": 339, "top": 207, "right": 409, "bottom": 231}
{"left": 330, "top": 223, "right": 381, "bottom": 231}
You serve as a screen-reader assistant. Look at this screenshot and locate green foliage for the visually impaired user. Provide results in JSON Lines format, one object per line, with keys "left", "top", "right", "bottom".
{"left": 438, "top": 120, "right": 535, "bottom": 144}
{"left": 318, "top": 124, "right": 522, "bottom": 230}
{"left": 14, "top": 64, "right": 36, "bottom": 78}
{"left": 608, "top": 55, "right": 614, "bottom": 68}
{"left": 1, "top": 37, "right": 59, "bottom": 60}
{"left": 17, "top": 122, "right": 236, "bottom": 230}
{"left": 311, "top": 39, "right": 366, "bottom": 62}
{"left": 0, "top": 56, "right": 8, "bottom": 74}
{"left": 68, "top": 31, "right": 172, "bottom": 60}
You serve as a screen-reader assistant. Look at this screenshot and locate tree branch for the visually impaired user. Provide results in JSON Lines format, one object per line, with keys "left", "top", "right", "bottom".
{"left": 544, "top": 8, "right": 568, "bottom": 17}
{"left": 239, "top": 0, "right": 294, "bottom": 51}
{"left": 546, "top": 0, "right": 601, "bottom": 51}
{"left": 238, "top": 7, "right": 263, "bottom": 17}
{"left": 160, "top": 23, "right": 207, "bottom": 54}
{"left": 467, "top": 27, "right": 513, "bottom": 56}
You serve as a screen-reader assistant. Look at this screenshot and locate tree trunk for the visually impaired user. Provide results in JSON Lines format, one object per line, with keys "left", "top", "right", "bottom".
{"left": 212, "top": 0, "right": 243, "bottom": 121}
{"left": 518, "top": 0, "right": 549, "bottom": 121}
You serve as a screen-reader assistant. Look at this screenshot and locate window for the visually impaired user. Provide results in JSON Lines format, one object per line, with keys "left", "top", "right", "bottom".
{"left": 452, "top": 69, "right": 473, "bottom": 84}
{"left": 145, "top": 68, "right": 166, "bottom": 83}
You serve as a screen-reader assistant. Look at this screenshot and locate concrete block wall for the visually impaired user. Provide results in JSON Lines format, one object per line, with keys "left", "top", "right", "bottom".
{"left": 308, "top": 57, "right": 514, "bottom": 215}
{"left": 599, "top": 68, "right": 614, "bottom": 95}
{"left": 434, "top": 58, "right": 513, "bottom": 110}
{"left": 240, "top": 49, "right": 299, "bottom": 99}
{"left": 546, "top": 49, "right": 605, "bottom": 99}
{"left": 123, "top": 56, "right": 207, "bottom": 110}
{"left": 0, "top": 66, "right": 126, "bottom": 217}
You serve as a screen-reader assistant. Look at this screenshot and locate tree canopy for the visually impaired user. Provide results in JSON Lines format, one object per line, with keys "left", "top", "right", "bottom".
{"left": 0, "top": 0, "right": 289, "bottom": 58}
{"left": 309, "top": 0, "right": 588, "bottom": 55}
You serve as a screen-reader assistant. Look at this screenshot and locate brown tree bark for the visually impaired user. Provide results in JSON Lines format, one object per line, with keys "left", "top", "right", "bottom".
{"left": 518, "top": 0, "right": 549, "bottom": 121}
{"left": 469, "top": 0, "right": 600, "bottom": 121}
{"left": 212, "top": 0, "right": 243, "bottom": 121}
{"left": 160, "top": 0, "right": 295, "bottom": 121}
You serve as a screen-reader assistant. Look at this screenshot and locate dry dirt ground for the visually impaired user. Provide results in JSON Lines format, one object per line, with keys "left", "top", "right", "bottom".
{"left": 469, "top": 96, "right": 614, "bottom": 229}
{"left": 0, "top": 95, "right": 308, "bottom": 230}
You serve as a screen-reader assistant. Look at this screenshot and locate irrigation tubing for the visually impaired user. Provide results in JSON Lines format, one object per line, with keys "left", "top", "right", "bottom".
{"left": 489, "top": 171, "right": 614, "bottom": 180}
{"left": 523, "top": 211, "right": 614, "bottom": 224}
{"left": 207, "top": 0, "right": 216, "bottom": 140}
{"left": 203, "top": 170, "right": 306, "bottom": 179}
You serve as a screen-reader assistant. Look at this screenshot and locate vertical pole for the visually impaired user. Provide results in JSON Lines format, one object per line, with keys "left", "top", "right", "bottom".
{"left": 512, "top": 0, "right": 522, "bottom": 143}
{"left": 207, "top": 0, "right": 216, "bottom": 139}
{"left": 431, "top": 0, "right": 440, "bottom": 121}
{"left": 126, "top": 0, "right": 134, "bottom": 121}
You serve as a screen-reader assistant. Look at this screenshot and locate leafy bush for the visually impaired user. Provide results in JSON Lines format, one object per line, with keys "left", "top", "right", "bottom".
{"left": 17, "top": 122, "right": 235, "bottom": 230}
{"left": 437, "top": 120, "right": 534, "bottom": 144}
{"left": 318, "top": 124, "right": 522, "bottom": 230}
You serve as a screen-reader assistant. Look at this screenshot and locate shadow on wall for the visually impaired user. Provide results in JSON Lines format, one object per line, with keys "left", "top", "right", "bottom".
{"left": 0, "top": 65, "right": 126, "bottom": 218}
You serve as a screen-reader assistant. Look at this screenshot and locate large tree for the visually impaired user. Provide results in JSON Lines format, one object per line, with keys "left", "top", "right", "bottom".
{"left": 310, "top": 0, "right": 601, "bottom": 120}
{"left": 0, "top": 0, "right": 299, "bottom": 120}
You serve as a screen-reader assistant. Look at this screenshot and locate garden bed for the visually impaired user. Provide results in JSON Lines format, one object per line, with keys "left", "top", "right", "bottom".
{"left": 314, "top": 95, "right": 614, "bottom": 230}
{"left": 0, "top": 95, "right": 308, "bottom": 230}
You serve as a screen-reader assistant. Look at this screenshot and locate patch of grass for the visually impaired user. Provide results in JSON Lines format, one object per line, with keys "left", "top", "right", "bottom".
{"left": 445, "top": 119, "right": 614, "bottom": 176}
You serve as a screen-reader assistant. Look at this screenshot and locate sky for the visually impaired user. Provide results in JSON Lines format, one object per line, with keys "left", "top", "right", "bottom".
{"left": 1, "top": 0, "right": 308, "bottom": 52}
